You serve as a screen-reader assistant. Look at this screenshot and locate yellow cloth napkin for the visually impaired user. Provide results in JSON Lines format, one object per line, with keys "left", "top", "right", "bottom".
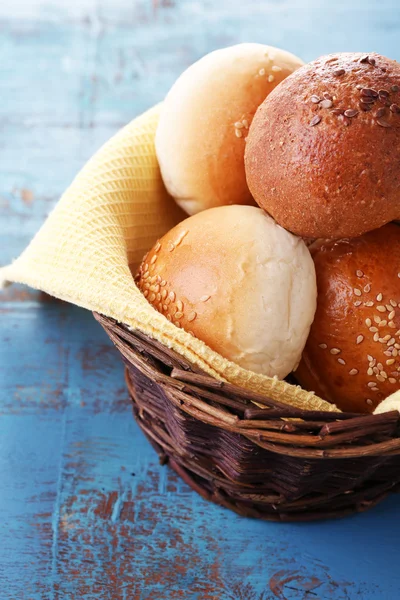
{"left": 0, "top": 104, "right": 337, "bottom": 413}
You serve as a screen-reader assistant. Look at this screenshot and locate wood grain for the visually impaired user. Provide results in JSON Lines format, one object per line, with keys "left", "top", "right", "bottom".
{"left": 1, "top": 0, "right": 400, "bottom": 598}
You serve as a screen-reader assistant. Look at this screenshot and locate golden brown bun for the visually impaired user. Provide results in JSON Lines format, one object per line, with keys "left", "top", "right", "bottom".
{"left": 156, "top": 43, "right": 304, "bottom": 215}
{"left": 245, "top": 52, "right": 400, "bottom": 239}
{"left": 135, "top": 205, "right": 317, "bottom": 378}
{"left": 296, "top": 224, "right": 400, "bottom": 413}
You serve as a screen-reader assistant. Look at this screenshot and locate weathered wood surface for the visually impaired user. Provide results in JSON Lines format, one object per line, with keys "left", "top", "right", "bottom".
{"left": 1, "top": 1, "right": 400, "bottom": 598}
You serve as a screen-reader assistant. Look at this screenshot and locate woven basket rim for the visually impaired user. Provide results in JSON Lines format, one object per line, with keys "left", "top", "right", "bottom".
{"left": 95, "top": 312, "right": 400, "bottom": 460}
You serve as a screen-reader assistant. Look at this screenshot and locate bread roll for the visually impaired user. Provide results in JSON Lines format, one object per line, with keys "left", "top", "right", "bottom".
{"left": 156, "top": 43, "right": 304, "bottom": 216}
{"left": 245, "top": 52, "right": 400, "bottom": 239}
{"left": 296, "top": 224, "right": 400, "bottom": 413}
{"left": 135, "top": 205, "right": 317, "bottom": 378}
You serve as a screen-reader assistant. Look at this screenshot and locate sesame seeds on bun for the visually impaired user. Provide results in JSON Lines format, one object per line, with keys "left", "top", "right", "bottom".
{"left": 135, "top": 205, "right": 317, "bottom": 379}
{"left": 295, "top": 223, "right": 400, "bottom": 413}
{"left": 245, "top": 52, "right": 400, "bottom": 239}
{"left": 156, "top": 43, "right": 304, "bottom": 216}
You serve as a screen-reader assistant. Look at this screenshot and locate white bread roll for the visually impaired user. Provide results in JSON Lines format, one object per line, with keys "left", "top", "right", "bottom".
{"left": 135, "top": 206, "right": 317, "bottom": 378}
{"left": 155, "top": 43, "right": 304, "bottom": 215}
{"left": 374, "top": 390, "right": 400, "bottom": 415}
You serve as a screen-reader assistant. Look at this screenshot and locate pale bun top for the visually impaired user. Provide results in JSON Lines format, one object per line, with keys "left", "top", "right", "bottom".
{"left": 245, "top": 52, "right": 400, "bottom": 239}
{"left": 156, "top": 43, "right": 304, "bottom": 216}
{"left": 296, "top": 224, "right": 400, "bottom": 414}
{"left": 135, "top": 205, "right": 317, "bottom": 378}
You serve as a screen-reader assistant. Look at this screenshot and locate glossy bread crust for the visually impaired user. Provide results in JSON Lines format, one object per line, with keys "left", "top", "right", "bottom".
{"left": 245, "top": 52, "right": 400, "bottom": 239}
{"left": 295, "top": 223, "right": 400, "bottom": 413}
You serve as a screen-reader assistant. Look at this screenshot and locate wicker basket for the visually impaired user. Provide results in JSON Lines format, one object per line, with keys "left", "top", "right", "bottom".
{"left": 95, "top": 312, "right": 400, "bottom": 522}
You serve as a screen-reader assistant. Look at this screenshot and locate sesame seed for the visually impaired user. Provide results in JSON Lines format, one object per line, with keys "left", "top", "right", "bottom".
{"left": 149, "top": 293, "right": 156, "bottom": 302}
{"left": 169, "top": 291, "right": 176, "bottom": 301}
{"left": 349, "top": 369, "right": 359, "bottom": 375}
{"left": 377, "top": 306, "right": 387, "bottom": 312}
{"left": 389, "top": 321, "right": 396, "bottom": 328}
{"left": 356, "top": 335, "right": 364, "bottom": 344}
{"left": 356, "top": 270, "right": 364, "bottom": 278}
{"left": 354, "top": 301, "right": 362, "bottom": 307}
{"left": 390, "top": 299, "right": 397, "bottom": 307}
{"left": 167, "top": 314, "right": 172, "bottom": 321}
{"left": 386, "top": 304, "right": 393, "bottom": 312}
{"left": 369, "top": 327, "right": 378, "bottom": 333}
{"left": 174, "top": 231, "right": 188, "bottom": 246}
{"left": 268, "top": 74, "right": 275, "bottom": 82}
{"left": 373, "top": 333, "right": 379, "bottom": 342}
{"left": 361, "top": 88, "right": 379, "bottom": 98}
{"left": 384, "top": 350, "right": 392, "bottom": 357}
{"left": 200, "top": 295, "right": 211, "bottom": 302}
{"left": 364, "top": 284, "right": 371, "bottom": 293}
{"left": 387, "top": 359, "right": 396, "bottom": 366}
{"left": 389, "top": 311, "right": 396, "bottom": 320}
{"left": 173, "top": 320, "right": 181, "bottom": 327}
{"left": 370, "top": 358, "right": 377, "bottom": 367}
{"left": 378, "top": 320, "right": 387, "bottom": 328}
{"left": 377, "top": 362, "right": 384, "bottom": 370}
{"left": 367, "top": 354, "right": 374, "bottom": 361}
{"left": 377, "top": 293, "right": 383, "bottom": 301}
{"left": 330, "top": 348, "right": 341, "bottom": 354}
{"left": 258, "top": 68, "right": 266, "bottom": 76}
{"left": 272, "top": 65, "right": 282, "bottom": 72}
{"left": 367, "top": 368, "right": 374, "bottom": 376}
{"left": 375, "top": 107, "right": 386, "bottom": 118}
{"left": 161, "top": 280, "right": 167, "bottom": 287}
{"left": 168, "top": 242, "right": 175, "bottom": 252}
{"left": 235, "top": 129, "right": 243, "bottom": 138}
{"left": 365, "top": 301, "right": 374, "bottom": 307}
{"left": 366, "top": 399, "right": 374, "bottom": 406}
{"left": 321, "top": 99, "right": 333, "bottom": 109}
{"left": 353, "top": 288, "right": 362, "bottom": 296}
{"left": 396, "top": 331, "right": 400, "bottom": 337}
{"left": 372, "top": 387, "right": 379, "bottom": 392}
{"left": 156, "top": 293, "right": 161, "bottom": 302}
{"left": 398, "top": 274, "right": 400, "bottom": 279}
{"left": 234, "top": 121, "right": 244, "bottom": 128}
{"left": 368, "top": 382, "right": 376, "bottom": 388}
{"left": 310, "top": 115, "right": 321, "bottom": 127}
{"left": 377, "top": 118, "right": 391, "bottom": 128}
{"left": 377, "top": 375, "right": 385, "bottom": 382}
{"left": 187, "top": 311, "right": 197, "bottom": 322}
{"left": 388, "top": 338, "right": 396, "bottom": 346}
{"left": 150, "top": 255, "right": 157, "bottom": 264}
{"left": 163, "top": 304, "right": 168, "bottom": 311}
{"left": 345, "top": 109, "right": 359, "bottom": 118}
{"left": 176, "top": 300, "right": 183, "bottom": 312}
{"left": 389, "top": 377, "right": 397, "bottom": 384}
{"left": 338, "top": 358, "right": 346, "bottom": 365}
{"left": 373, "top": 367, "right": 379, "bottom": 374}
{"left": 365, "top": 318, "right": 372, "bottom": 327}
{"left": 242, "top": 119, "right": 249, "bottom": 128}
{"left": 174, "top": 311, "right": 183, "bottom": 319}
{"left": 310, "top": 95, "right": 320, "bottom": 104}
{"left": 143, "top": 290, "right": 149, "bottom": 298}
{"left": 374, "top": 315, "right": 381, "bottom": 323}
{"left": 319, "top": 343, "right": 328, "bottom": 349}
{"left": 378, "top": 338, "right": 386, "bottom": 343}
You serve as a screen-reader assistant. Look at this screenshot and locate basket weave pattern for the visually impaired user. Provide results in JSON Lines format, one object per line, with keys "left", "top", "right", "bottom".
{"left": 96, "top": 313, "right": 400, "bottom": 521}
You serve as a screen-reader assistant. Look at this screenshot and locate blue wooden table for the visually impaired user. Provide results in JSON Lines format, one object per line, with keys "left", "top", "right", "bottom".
{"left": 1, "top": 1, "right": 400, "bottom": 598}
